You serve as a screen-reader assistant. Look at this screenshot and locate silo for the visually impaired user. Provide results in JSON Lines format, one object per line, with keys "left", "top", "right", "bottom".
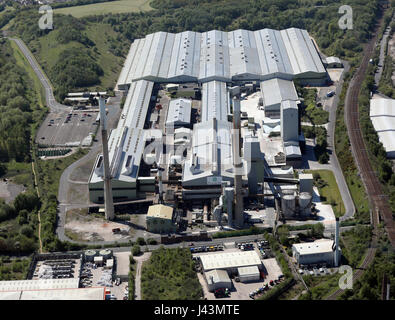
{"left": 85, "top": 250, "right": 97, "bottom": 262}
{"left": 281, "top": 194, "right": 296, "bottom": 217}
{"left": 299, "top": 192, "right": 312, "bottom": 216}
{"left": 99, "top": 249, "right": 113, "bottom": 260}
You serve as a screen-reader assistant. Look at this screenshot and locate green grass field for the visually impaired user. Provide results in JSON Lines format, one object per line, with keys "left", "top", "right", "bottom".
{"left": 32, "top": 22, "right": 125, "bottom": 91}
{"left": 305, "top": 169, "right": 345, "bottom": 218}
{"left": 54, "top": 0, "right": 153, "bottom": 18}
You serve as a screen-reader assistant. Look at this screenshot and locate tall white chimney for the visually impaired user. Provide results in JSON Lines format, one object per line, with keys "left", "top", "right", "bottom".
{"left": 99, "top": 97, "right": 115, "bottom": 221}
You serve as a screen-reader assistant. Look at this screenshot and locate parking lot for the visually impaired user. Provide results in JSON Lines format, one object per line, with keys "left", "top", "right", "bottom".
{"left": 80, "top": 260, "right": 128, "bottom": 300}
{"left": 32, "top": 258, "right": 81, "bottom": 280}
{"left": 36, "top": 109, "right": 98, "bottom": 147}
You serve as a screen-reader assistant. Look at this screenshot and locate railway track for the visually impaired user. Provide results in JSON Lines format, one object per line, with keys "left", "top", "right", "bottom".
{"left": 327, "top": 7, "right": 395, "bottom": 300}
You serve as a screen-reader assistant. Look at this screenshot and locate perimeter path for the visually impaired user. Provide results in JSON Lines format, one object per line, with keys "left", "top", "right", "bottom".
{"left": 326, "top": 61, "right": 356, "bottom": 221}
{"left": 7, "top": 37, "right": 69, "bottom": 113}
{"left": 134, "top": 252, "right": 151, "bottom": 300}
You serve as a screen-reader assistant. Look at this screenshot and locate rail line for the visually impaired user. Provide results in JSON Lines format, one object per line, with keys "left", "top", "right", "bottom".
{"left": 327, "top": 7, "right": 395, "bottom": 299}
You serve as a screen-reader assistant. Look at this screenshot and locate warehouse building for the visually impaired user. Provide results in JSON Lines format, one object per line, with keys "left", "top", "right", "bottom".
{"left": 237, "top": 266, "right": 261, "bottom": 283}
{"left": 116, "top": 28, "right": 327, "bottom": 88}
{"left": 146, "top": 204, "right": 177, "bottom": 233}
{"left": 205, "top": 269, "right": 232, "bottom": 292}
{"left": 369, "top": 97, "right": 395, "bottom": 158}
{"left": 260, "top": 78, "right": 299, "bottom": 118}
{"left": 88, "top": 80, "right": 156, "bottom": 203}
{"left": 0, "top": 278, "right": 80, "bottom": 291}
{"left": 292, "top": 239, "right": 338, "bottom": 266}
{"left": 199, "top": 251, "right": 262, "bottom": 274}
{"left": 0, "top": 287, "right": 105, "bottom": 300}
{"left": 165, "top": 98, "right": 192, "bottom": 130}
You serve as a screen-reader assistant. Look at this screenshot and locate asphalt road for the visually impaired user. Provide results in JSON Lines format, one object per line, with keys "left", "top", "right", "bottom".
{"left": 8, "top": 37, "right": 69, "bottom": 113}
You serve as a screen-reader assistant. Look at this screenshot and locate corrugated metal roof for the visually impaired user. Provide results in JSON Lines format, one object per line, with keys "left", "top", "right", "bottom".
{"left": 201, "top": 81, "right": 229, "bottom": 122}
{"left": 200, "top": 251, "right": 261, "bottom": 271}
{"left": 370, "top": 98, "right": 395, "bottom": 156}
{"left": 166, "top": 98, "right": 192, "bottom": 127}
{"left": 117, "top": 28, "right": 326, "bottom": 86}
{"left": 260, "top": 78, "right": 298, "bottom": 108}
{"left": 0, "top": 279, "right": 80, "bottom": 292}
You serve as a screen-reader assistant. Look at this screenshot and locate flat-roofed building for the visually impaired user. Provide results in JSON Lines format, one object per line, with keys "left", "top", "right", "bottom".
{"left": 0, "top": 287, "right": 105, "bottom": 300}
{"left": 292, "top": 239, "right": 339, "bottom": 266}
{"left": 0, "top": 278, "right": 79, "bottom": 292}
{"left": 199, "top": 251, "right": 262, "bottom": 274}
{"left": 146, "top": 204, "right": 176, "bottom": 233}
{"left": 237, "top": 266, "right": 260, "bottom": 282}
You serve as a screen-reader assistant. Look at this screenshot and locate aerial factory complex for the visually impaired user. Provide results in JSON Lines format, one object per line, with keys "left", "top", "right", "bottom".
{"left": 88, "top": 27, "right": 331, "bottom": 231}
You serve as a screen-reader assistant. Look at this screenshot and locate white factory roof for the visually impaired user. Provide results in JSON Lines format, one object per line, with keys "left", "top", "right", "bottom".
{"left": 201, "top": 81, "right": 230, "bottom": 122}
{"left": 200, "top": 251, "right": 261, "bottom": 271}
{"left": 0, "top": 287, "right": 105, "bottom": 300}
{"left": 89, "top": 80, "right": 153, "bottom": 185}
{"left": 260, "top": 78, "right": 299, "bottom": 109}
{"left": 182, "top": 118, "right": 235, "bottom": 186}
{"left": 117, "top": 28, "right": 326, "bottom": 86}
{"left": 0, "top": 278, "right": 80, "bottom": 292}
{"left": 166, "top": 98, "right": 192, "bottom": 127}
{"left": 292, "top": 239, "right": 334, "bottom": 255}
{"left": 370, "top": 97, "right": 395, "bottom": 158}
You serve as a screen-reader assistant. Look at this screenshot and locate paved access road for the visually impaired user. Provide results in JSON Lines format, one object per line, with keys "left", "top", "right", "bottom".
{"left": 8, "top": 37, "right": 69, "bottom": 113}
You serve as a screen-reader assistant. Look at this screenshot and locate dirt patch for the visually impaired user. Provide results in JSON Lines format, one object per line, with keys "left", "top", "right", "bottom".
{"left": 0, "top": 180, "right": 26, "bottom": 204}
{"left": 65, "top": 208, "right": 134, "bottom": 242}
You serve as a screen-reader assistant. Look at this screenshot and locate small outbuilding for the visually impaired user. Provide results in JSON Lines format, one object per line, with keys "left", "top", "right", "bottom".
{"left": 94, "top": 256, "right": 104, "bottom": 266}
{"left": 325, "top": 56, "right": 343, "bottom": 68}
{"left": 205, "top": 269, "right": 232, "bottom": 292}
{"left": 237, "top": 266, "right": 260, "bottom": 283}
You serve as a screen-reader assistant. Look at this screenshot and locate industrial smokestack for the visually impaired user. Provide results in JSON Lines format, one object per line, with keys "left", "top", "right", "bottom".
{"left": 334, "top": 217, "right": 340, "bottom": 267}
{"left": 99, "top": 97, "right": 115, "bottom": 221}
{"left": 232, "top": 96, "right": 244, "bottom": 229}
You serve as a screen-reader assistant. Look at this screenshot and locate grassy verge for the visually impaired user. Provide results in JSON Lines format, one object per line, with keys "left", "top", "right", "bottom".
{"left": 128, "top": 255, "right": 136, "bottom": 300}
{"left": 334, "top": 71, "right": 370, "bottom": 223}
{"left": 54, "top": 0, "right": 153, "bottom": 18}
{"left": 299, "top": 272, "right": 342, "bottom": 300}
{"left": 306, "top": 169, "right": 345, "bottom": 218}
{"left": 0, "top": 256, "right": 31, "bottom": 281}
{"left": 340, "top": 225, "right": 372, "bottom": 268}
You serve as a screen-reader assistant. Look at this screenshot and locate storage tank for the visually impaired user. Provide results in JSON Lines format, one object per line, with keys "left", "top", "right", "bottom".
{"left": 281, "top": 189, "right": 294, "bottom": 196}
{"left": 99, "top": 249, "right": 113, "bottom": 260}
{"left": 299, "top": 192, "right": 312, "bottom": 216}
{"left": 85, "top": 250, "right": 97, "bottom": 262}
{"left": 281, "top": 194, "right": 295, "bottom": 217}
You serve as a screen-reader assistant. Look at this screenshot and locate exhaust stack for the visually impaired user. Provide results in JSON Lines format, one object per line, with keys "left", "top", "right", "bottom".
{"left": 232, "top": 96, "right": 244, "bottom": 229}
{"left": 99, "top": 97, "right": 115, "bottom": 221}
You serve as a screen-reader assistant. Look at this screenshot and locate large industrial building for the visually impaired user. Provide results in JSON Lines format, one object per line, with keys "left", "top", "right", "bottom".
{"left": 199, "top": 251, "right": 262, "bottom": 274}
{"left": 370, "top": 97, "right": 395, "bottom": 158}
{"left": 89, "top": 27, "right": 328, "bottom": 226}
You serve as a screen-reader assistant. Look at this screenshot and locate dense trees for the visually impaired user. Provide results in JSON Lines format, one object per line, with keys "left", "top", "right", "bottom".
{"left": 0, "top": 39, "right": 35, "bottom": 163}
{"left": 141, "top": 247, "right": 203, "bottom": 300}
